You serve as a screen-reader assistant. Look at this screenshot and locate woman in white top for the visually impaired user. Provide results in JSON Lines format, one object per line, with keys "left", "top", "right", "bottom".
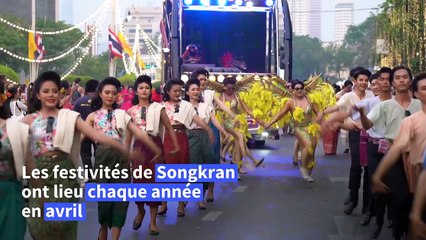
{"left": 158, "top": 78, "right": 214, "bottom": 217}
{"left": 6, "top": 87, "right": 27, "bottom": 120}
{"left": 184, "top": 78, "right": 229, "bottom": 209}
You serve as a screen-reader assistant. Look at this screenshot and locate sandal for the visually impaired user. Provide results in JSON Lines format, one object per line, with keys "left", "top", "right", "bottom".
{"left": 198, "top": 202, "right": 207, "bottom": 210}
{"left": 157, "top": 207, "right": 167, "bottom": 216}
{"left": 255, "top": 158, "right": 265, "bottom": 167}
{"left": 149, "top": 226, "right": 160, "bottom": 236}
{"left": 177, "top": 209, "right": 185, "bottom": 217}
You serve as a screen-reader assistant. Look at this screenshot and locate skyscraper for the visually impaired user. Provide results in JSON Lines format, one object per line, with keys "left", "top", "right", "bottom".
{"left": 287, "top": 0, "right": 322, "bottom": 39}
{"left": 0, "top": 0, "right": 59, "bottom": 24}
{"left": 309, "top": 0, "right": 321, "bottom": 39}
{"left": 334, "top": 0, "right": 354, "bottom": 43}
{"left": 288, "top": 0, "right": 309, "bottom": 36}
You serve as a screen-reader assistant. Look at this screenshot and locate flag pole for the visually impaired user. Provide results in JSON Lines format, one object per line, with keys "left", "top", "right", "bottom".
{"left": 30, "top": 0, "right": 37, "bottom": 82}
{"left": 109, "top": 0, "right": 117, "bottom": 77}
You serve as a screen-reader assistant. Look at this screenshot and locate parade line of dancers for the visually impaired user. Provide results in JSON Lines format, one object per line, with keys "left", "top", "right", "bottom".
{"left": 1, "top": 66, "right": 426, "bottom": 240}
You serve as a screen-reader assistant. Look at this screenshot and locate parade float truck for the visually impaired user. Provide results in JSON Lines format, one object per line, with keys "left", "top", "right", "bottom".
{"left": 161, "top": 0, "right": 293, "bottom": 146}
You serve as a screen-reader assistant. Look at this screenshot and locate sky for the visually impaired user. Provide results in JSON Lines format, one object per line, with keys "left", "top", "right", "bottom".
{"left": 321, "top": 0, "right": 385, "bottom": 41}
{"left": 62, "top": 0, "right": 385, "bottom": 50}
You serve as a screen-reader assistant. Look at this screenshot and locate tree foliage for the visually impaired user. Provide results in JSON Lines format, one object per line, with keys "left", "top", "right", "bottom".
{"left": 378, "top": 0, "right": 426, "bottom": 73}
{"left": 118, "top": 73, "right": 137, "bottom": 87}
{"left": 0, "top": 15, "right": 87, "bottom": 75}
{"left": 292, "top": 36, "right": 325, "bottom": 80}
{"left": 0, "top": 15, "right": 28, "bottom": 73}
{"left": 343, "top": 15, "right": 379, "bottom": 68}
{"left": 0, "top": 64, "right": 19, "bottom": 82}
{"left": 74, "top": 51, "right": 127, "bottom": 81}
{"left": 63, "top": 75, "right": 94, "bottom": 86}
{"left": 323, "top": 44, "right": 355, "bottom": 80}
{"left": 74, "top": 52, "right": 109, "bottom": 80}
{"left": 292, "top": 36, "right": 355, "bottom": 81}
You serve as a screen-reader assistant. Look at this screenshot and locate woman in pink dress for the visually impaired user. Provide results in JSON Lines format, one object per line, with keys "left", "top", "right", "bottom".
{"left": 127, "top": 75, "right": 179, "bottom": 235}
{"left": 120, "top": 86, "right": 134, "bottom": 111}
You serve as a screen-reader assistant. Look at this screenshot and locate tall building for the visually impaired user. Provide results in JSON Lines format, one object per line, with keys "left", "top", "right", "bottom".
{"left": 0, "top": 0, "right": 59, "bottom": 24}
{"left": 334, "top": 0, "right": 354, "bottom": 43}
{"left": 288, "top": 0, "right": 309, "bottom": 36}
{"left": 122, "top": 5, "right": 162, "bottom": 68}
{"left": 309, "top": 0, "right": 321, "bottom": 39}
{"left": 287, "top": 0, "right": 322, "bottom": 39}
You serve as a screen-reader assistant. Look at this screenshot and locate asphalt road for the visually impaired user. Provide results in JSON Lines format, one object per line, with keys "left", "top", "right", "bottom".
{"left": 26, "top": 134, "right": 394, "bottom": 240}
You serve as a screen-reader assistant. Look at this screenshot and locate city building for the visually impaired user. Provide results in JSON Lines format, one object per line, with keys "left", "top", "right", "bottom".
{"left": 287, "top": 0, "right": 309, "bottom": 36}
{"left": 122, "top": 5, "right": 162, "bottom": 69}
{"left": 334, "top": 0, "right": 354, "bottom": 43}
{"left": 309, "top": 0, "right": 321, "bottom": 40}
{"left": 0, "top": 0, "right": 59, "bottom": 24}
{"left": 287, "top": 0, "right": 322, "bottom": 39}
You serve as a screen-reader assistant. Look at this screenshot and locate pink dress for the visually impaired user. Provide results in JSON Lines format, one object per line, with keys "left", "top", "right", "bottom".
{"left": 120, "top": 89, "right": 134, "bottom": 111}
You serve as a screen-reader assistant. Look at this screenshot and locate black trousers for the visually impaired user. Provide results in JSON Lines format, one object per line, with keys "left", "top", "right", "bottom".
{"left": 384, "top": 156, "right": 411, "bottom": 239}
{"left": 348, "top": 130, "right": 369, "bottom": 210}
{"left": 81, "top": 138, "right": 96, "bottom": 170}
{"left": 367, "top": 141, "right": 392, "bottom": 228}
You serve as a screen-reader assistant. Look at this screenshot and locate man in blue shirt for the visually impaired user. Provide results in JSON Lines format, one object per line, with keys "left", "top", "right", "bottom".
{"left": 73, "top": 79, "right": 99, "bottom": 170}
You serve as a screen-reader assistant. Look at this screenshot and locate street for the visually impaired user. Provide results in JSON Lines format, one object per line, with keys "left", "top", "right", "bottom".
{"left": 73, "top": 135, "right": 393, "bottom": 240}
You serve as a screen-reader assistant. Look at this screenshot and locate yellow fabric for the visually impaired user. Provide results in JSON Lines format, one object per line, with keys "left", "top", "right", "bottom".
{"left": 118, "top": 32, "right": 133, "bottom": 56}
{"left": 136, "top": 52, "right": 146, "bottom": 69}
{"left": 292, "top": 107, "right": 305, "bottom": 124}
{"left": 28, "top": 32, "right": 37, "bottom": 60}
{"left": 238, "top": 82, "right": 292, "bottom": 129}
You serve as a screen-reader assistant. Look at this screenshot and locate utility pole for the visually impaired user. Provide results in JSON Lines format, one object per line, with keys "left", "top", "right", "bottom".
{"left": 30, "top": 0, "right": 37, "bottom": 82}
{"left": 109, "top": 0, "right": 117, "bottom": 77}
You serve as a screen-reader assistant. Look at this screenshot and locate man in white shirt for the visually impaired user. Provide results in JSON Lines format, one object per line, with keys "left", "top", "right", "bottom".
{"left": 357, "top": 66, "right": 421, "bottom": 239}
{"left": 351, "top": 67, "right": 393, "bottom": 238}
{"left": 324, "top": 68, "right": 375, "bottom": 215}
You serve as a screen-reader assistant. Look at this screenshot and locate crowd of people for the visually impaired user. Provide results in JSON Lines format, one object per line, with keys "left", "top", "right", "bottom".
{"left": 0, "top": 69, "right": 265, "bottom": 240}
{"left": 321, "top": 66, "right": 426, "bottom": 239}
{"left": 0, "top": 65, "right": 425, "bottom": 240}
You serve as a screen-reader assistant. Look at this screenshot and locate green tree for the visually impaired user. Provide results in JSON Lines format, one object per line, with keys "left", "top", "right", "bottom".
{"left": 74, "top": 52, "right": 109, "bottom": 80}
{"left": 0, "top": 64, "right": 19, "bottom": 83}
{"left": 343, "top": 15, "right": 379, "bottom": 68}
{"left": 35, "top": 19, "right": 88, "bottom": 74}
{"left": 378, "top": 0, "right": 426, "bottom": 72}
{"left": 63, "top": 75, "right": 94, "bottom": 86}
{"left": 323, "top": 44, "right": 355, "bottom": 80}
{"left": 74, "top": 51, "right": 128, "bottom": 80}
{"left": 118, "top": 73, "right": 137, "bottom": 86}
{"left": 292, "top": 35, "right": 325, "bottom": 80}
{"left": 0, "top": 15, "right": 28, "bottom": 73}
{"left": 0, "top": 15, "right": 88, "bottom": 75}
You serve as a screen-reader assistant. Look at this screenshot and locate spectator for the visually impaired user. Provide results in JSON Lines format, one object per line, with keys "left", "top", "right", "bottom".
{"left": 70, "top": 78, "right": 82, "bottom": 105}
{"left": 73, "top": 79, "right": 99, "bottom": 171}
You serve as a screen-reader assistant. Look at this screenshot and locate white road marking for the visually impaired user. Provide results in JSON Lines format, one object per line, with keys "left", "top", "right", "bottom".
{"left": 201, "top": 211, "right": 223, "bottom": 221}
{"left": 232, "top": 186, "right": 248, "bottom": 192}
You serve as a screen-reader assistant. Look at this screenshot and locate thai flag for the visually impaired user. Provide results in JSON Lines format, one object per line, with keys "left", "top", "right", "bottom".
{"left": 35, "top": 33, "right": 45, "bottom": 60}
{"left": 108, "top": 28, "right": 123, "bottom": 60}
